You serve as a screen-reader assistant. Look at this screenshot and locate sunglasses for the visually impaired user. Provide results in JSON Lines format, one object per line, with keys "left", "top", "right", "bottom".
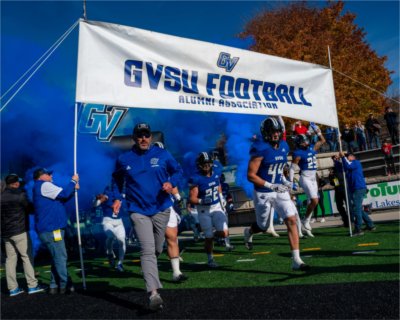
{"left": 136, "top": 133, "right": 151, "bottom": 139}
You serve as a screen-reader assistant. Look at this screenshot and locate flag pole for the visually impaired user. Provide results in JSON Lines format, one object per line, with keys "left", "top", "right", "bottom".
{"left": 328, "top": 46, "right": 353, "bottom": 237}
{"left": 74, "top": 102, "right": 87, "bottom": 289}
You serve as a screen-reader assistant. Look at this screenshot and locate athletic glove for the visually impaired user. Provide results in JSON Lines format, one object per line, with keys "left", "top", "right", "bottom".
{"left": 270, "top": 184, "right": 289, "bottom": 193}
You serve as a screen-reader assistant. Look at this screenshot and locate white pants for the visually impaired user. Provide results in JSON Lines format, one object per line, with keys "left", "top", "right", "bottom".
{"left": 167, "top": 206, "right": 181, "bottom": 228}
{"left": 254, "top": 191, "right": 297, "bottom": 229}
{"left": 300, "top": 171, "right": 318, "bottom": 200}
{"left": 197, "top": 203, "right": 228, "bottom": 238}
{"left": 102, "top": 217, "right": 126, "bottom": 262}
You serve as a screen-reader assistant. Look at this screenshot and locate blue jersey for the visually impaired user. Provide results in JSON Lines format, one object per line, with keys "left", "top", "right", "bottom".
{"left": 250, "top": 140, "right": 289, "bottom": 193}
{"left": 189, "top": 171, "right": 221, "bottom": 205}
{"left": 113, "top": 145, "right": 183, "bottom": 216}
{"left": 293, "top": 144, "right": 317, "bottom": 171}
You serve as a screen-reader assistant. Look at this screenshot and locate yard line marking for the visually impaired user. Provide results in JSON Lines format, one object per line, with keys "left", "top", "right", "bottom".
{"left": 252, "top": 251, "right": 271, "bottom": 255}
{"left": 213, "top": 254, "right": 224, "bottom": 257}
{"left": 352, "top": 250, "right": 376, "bottom": 255}
{"left": 193, "top": 262, "right": 206, "bottom": 265}
{"left": 302, "top": 255, "right": 313, "bottom": 258}
{"left": 303, "top": 248, "right": 321, "bottom": 251}
{"left": 131, "top": 259, "right": 141, "bottom": 263}
{"left": 237, "top": 259, "right": 256, "bottom": 262}
{"left": 357, "top": 242, "right": 379, "bottom": 247}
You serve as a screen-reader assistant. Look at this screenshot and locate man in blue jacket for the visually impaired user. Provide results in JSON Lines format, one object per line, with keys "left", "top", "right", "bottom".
{"left": 112, "top": 123, "right": 183, "bottom": 311}
{"left": 33, "top": 168, "right": 79, "bottom": 294}
{"left": 339, "top": 152, "right": 376, "bottom": 236}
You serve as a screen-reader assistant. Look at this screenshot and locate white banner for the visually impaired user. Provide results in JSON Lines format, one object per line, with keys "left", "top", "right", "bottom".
{"left": 76, "top": 19, "right": 338, "bottom": 127}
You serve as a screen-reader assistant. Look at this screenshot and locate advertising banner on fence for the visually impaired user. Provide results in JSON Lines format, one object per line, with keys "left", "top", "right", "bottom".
{"left": 327, "top": 180, "right": 400, "bottom": 214}
{"left": 76, "top": 19, "right": 338, "bottom": 127}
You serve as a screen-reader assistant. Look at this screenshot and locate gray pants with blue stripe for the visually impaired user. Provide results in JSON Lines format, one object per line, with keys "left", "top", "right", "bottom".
{"left": 130, "top": 209, "right": 170, "bottom": 292}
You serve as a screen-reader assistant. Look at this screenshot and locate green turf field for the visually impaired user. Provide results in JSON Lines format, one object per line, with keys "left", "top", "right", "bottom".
{"left": 5, "top": 221, "right": 399, "bottom": 292}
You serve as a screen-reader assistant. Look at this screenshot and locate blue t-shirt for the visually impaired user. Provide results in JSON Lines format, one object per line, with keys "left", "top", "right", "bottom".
{"left": 189, "top": 171, "right": 221, "bottom": 205}
{"left": 33, "top": 180, "right": 76, "bottom": 233}
{"left": 293, "top": 144, "right": 317, "bottom": 171}
{"left": 113, "top": 145, "right": 183, "bottom": 216}
{"left": 249, "top": 140, "right": 289, "bottom": 193}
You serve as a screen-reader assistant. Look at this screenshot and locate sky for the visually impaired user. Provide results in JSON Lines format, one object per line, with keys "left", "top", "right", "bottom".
{"left": 1, "top": 0, "right": 399, "bottom": 211}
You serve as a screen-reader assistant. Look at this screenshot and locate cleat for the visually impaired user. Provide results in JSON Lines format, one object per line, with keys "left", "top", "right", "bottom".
{"left": 9, "top": 287, "right": 24, "bottom": 297}
{"left": 302, "top": 219, "right": 312, "bottom": 231}
{"left": 116, "top": 263, "right": 124, "bottom": 272}
{"left": 172, "top": 273, "right": 188, "bottom": 282}
{"left": 320, "top": 218, "right": 326, "bottom": 223}
{"left": 292, "top": 262, "right": 311, "bottom": 271}
{"left": 244, "top": 227, "right": 253, "bottom": 250}
{"left": 28, "top": 285, "right": 46, "bottom": 295}
{"left": 148, "top": 293, "right": 164, "bottom": 311}
{"left": 208, "top": 259, "right": 219, "bottom": 268}
{"left": 303, "top": 229, "right": 314, "bottom": 238}
{"left": 225, "top": 244, "right": 235, "bottom": 251}
{"left": 267, "top": 228, "right": 280, "bottom": 237}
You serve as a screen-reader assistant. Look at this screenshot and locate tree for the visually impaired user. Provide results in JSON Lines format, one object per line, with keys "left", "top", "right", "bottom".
{"left": 239, "top": 1, "right": 393, "bottom": 128}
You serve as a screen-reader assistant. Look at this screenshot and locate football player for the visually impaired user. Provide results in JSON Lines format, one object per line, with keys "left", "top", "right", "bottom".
{"left": 94, "top": 184, "right": 126, "bottom": 272}
{"left": 189, "top": 152, "right": 233, "bottom": 268}
{"left": 244, "top": 117, "right": 309, "bottom": 271}
{"left": 153, "top": 141, "right": 187, "bottom": 282}
{"left": 289, "top": 125, "right": 325, "bottom": 237}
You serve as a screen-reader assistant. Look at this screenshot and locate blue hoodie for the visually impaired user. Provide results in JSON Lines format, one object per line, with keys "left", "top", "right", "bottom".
{"left": 113, "top": 145, "right": 183, "bottom": 216}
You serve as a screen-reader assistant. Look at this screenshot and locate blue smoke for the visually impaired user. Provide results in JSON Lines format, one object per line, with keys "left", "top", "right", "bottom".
{"left": 1, "top": 33, "right": 264, "bottom": 254}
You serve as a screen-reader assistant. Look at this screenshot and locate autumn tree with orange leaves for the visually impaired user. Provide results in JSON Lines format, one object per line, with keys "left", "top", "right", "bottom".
{"left": 240, "top": 1, "right": 393, "bottom": 129}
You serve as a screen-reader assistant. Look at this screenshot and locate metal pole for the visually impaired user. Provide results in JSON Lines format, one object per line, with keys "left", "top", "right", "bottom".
{"left": 328, "top": 46, "right": 353, "bottom": 237}
{"left": 83, "top": 0, "right": 87, "bottom": 20}
{"left": 74, "top": 102, "right": 87, "bottom": 289}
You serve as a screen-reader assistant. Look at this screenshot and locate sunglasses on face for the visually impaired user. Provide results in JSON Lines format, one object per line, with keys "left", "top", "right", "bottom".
{"left": 136, "top": 133, "right": 151, "bottom": 139}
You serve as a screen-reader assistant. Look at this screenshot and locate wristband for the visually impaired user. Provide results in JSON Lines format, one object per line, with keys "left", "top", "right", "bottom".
{"left": 263, "top": 181, "right": 272, "bottom": 189}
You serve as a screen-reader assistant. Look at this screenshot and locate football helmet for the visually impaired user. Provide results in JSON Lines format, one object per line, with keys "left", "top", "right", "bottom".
{"left": 295, "top": 134, "right": 310, "bottom": 149}
{"left": 260, "top": 117, "right": 283, "bottom": 144}
{"left": 196, "top": 152, "right": 213, "bottom": 173}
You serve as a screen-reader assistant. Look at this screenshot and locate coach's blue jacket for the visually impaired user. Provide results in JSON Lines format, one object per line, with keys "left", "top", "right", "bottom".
{"left": 113, "top": 145, "right": 183, "bottom": 216}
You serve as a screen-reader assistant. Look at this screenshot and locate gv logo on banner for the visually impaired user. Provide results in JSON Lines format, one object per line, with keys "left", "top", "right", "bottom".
{"left": 78, "top": 104, "right": 128, "bottom": 142}
{"left": 217, "top": 52, "right": 239, "bottom": 72}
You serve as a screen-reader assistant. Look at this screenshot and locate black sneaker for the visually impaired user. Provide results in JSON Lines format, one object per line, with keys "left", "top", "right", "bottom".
{"left": 48, "top": 287, "right": 58, "bottom": 295}
{"left": 352, "top": 230, "right": 364, "bottom": 237}
{"left": 149, "top": 293, "right": 164, "bottom": 311}
{"left": 364, "top": 226, "right": 377, "bottom": 232}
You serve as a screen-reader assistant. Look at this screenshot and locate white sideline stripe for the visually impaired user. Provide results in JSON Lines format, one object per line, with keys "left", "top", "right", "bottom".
{"left": 237, "top": 259, "right": 256, "bottom": 262}
{"left": 352, "top": 250, "right": 376, "bottom": 255}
